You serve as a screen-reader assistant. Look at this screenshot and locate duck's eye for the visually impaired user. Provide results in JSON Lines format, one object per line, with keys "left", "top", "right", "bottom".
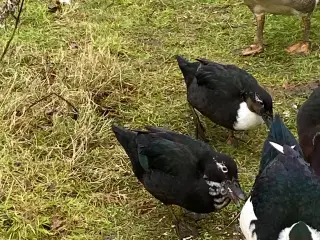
{"left": 221, "top": 166, "right": 228, "bottom": 173}
{"left": 220, "top": 186, "right": 228, "bottom": 195}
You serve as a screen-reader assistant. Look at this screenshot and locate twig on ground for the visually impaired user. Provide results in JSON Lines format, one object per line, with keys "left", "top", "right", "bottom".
{"left": 0, "top": 0, "right": 24, "bottom": 61}
{"left": 21, "top": 92, "right": 79, "bottom": 120}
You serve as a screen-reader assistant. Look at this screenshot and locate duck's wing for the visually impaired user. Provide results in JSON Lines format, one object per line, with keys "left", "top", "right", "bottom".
{"left": 144, "top": 126, "right": 214, "bottom": 157}
{"left": 195, "top": 62, "right": 258, "bottom": 98}
{"left": 249, "top": 152, "right": 297, "bottom": 240}
{"left": 135, "top": 131, "right": 200, "bottom": 177}
{"left": 250, "top": 144, "right": 320, "bottom": 240}
{"left": 142, "top": 170, "right": 185, "bottom": 205}
{"left": 259, "top": 114, "right": 303, "bottom": 175}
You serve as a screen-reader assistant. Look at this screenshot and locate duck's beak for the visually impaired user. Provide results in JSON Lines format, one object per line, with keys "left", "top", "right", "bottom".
{"left": 262, "top": 113, "right": 273, "bottom": 129}
{"left": 226, "top": 180, "right": 246, "bottom": 207}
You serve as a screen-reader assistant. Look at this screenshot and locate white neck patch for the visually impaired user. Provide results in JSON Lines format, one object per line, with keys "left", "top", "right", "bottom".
{"left": 233, "top": 102, "right": 264, "bottom": 130}
{"left": 278, "top": 222, "right": 320, "bottom": 240}
{"left": 239, "top": 197, "right": 258, "bottom": 240}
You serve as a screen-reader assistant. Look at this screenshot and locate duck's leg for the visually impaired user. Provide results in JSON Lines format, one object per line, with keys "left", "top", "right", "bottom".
{"left": 286, "top": 14, "right": 311, "bottom": 54}
{"left": 188, "top": 103, "right": 209, "bottom": 142}
{"left": 167, "top": 206, "right": 199, "bottom": 240}
{"left": 226, "top": 130, "right": 246, "bottom": 148}
{"left": 242, "top": 13, "right": 265, "bottom": 56}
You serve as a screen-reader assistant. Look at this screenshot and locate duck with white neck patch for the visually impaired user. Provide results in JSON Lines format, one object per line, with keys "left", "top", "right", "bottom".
{"left": 239, "top": 114, "right": 320, "bottom": 240}
{"left": 176, "top": 55, "right": 273, "bottom": 147}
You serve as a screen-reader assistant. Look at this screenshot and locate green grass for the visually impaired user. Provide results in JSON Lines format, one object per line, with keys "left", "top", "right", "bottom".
{"left": 0, "top": 0, "right": 320, "bottom": 239}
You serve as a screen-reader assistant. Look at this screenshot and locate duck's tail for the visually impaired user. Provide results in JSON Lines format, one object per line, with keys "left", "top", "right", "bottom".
{"left": 259, "top": 114, "right": 303, "bottom": 173}
{"left": 111, "top": 125, "right": 145, "bottom": 179}
{"left": 176, "top": 55, "right": 200, "bottom": 87}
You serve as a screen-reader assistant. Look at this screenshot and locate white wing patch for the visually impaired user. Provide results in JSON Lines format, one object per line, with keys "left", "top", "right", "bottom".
{"left": 233, "top": 102, "right": 264, "bottom": 130}
{"left": 269, "top": 142, "right": 295, "bottom": 154}
{"left": 239, "top": 197, "right": 257, "bottom": 240}
{"left": 255, "top": 93, "right": 263, "bottom": 104}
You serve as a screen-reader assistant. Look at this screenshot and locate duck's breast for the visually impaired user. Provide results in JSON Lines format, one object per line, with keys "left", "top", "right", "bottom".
{"left": 233, "top": 102, "right": 264, "bottom": 130}
{"left": 239, "top": 197, "right": 258, "bottom": 240}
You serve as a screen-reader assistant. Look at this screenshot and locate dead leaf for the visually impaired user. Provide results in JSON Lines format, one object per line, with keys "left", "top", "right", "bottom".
{"left": 51, "top": 216, "right": 64, "bottom": 231}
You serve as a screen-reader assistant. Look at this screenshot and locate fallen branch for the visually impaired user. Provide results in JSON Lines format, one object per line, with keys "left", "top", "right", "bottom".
{"left": 0, "top": 0, "right": 24, "bottom": 61}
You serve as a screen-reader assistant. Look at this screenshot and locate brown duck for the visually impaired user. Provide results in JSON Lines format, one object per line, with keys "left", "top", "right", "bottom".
{"left": 242, "top": 0, "right": 319, "bottom": 55}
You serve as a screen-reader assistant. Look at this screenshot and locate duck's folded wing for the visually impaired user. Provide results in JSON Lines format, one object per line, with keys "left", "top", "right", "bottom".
{"left": 250, "top": 155, "right": 294, "bottom": 239}
{"left": 251, "top": 151, "right": 320, "bottom": 239}
{"left": 195, "top": 63, "right": 257, "bottom": 96}
{"left": 142, "top": 170, "right": 189, "bottom": 205}
{"left": 136, "top": 133, "right": 198, "bottom": 176}
{"left": 142, "top": 170, "right": 211, "bottom": 209}
{"left": 260, "top": 114, "right": 303, "bottom": 175}
{"left": 144, "top": 126, "right": 214, "bottom": 158}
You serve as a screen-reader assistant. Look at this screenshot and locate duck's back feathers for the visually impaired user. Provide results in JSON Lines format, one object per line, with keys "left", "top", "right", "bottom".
{"left": 112, "top": 125, "right": 216, "bottom": 179}
{"left": 144, "top": 126, "right": 214, "bottom": 157}
{"left": 135, "top": 132, "right": 200, "bottom": 177}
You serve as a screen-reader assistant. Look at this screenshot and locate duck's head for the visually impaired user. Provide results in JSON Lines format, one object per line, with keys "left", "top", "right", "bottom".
{"left": 278, "top": 221, "right": 320, "bottom": 240}
{"left": 203, "top": 155, "right": 246, "bottom": 207}
{"left": 244, "top": 91, "right": 273, "bottom": 128}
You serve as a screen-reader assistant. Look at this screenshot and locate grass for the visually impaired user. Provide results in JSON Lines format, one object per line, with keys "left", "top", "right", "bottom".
{"left": 0, "top": 0, "right": 320, "bottom": 239}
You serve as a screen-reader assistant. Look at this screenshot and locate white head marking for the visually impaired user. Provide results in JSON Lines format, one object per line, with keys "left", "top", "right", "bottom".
{"left": 216, "top": 162, "right": 228, "bottom": 173}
